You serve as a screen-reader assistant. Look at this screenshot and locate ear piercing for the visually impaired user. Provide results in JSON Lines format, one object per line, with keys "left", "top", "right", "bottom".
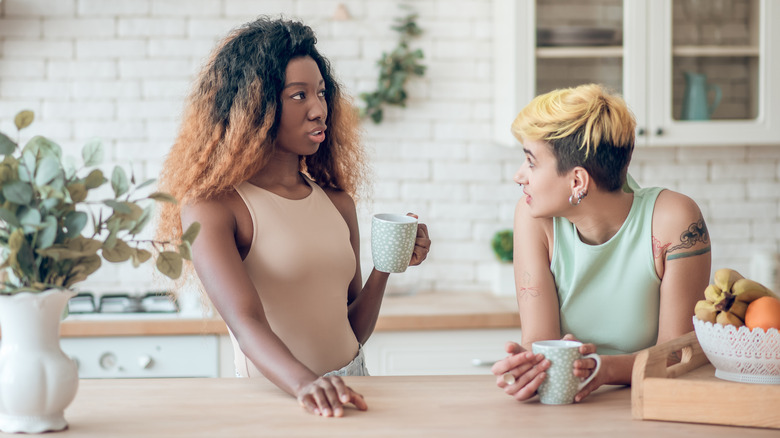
{"left": 568, "top": 191, "right": 587, "bottom": 206}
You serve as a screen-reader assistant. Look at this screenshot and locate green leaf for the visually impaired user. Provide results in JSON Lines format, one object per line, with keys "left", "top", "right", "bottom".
{"left": 64, "top": 210, "right": 88, "bottom": 238}
{"left": 14, "top": 110, "right": 34, "bottom": 130}
{"left": 35, "top": 155, "right": 62, "bottom": 187}
{"left": 103, "top": 199, "right": 132, "bottom": 215}
{"left": 40, "top": 197, "right": 60, "bottom": 212}
{"left": 14, "top": 237, "right": 35, "bottom": 278}
{"left": 23, "top": 135, "right": 62, "bottom": 160}
{"left": 81, "top": 139, "right": 103, "bottom": 167}
{"left": 0, "top": 207, "right": 21, "bottom": 227}
{"left": 131, "top": 248, "right": 152, "bottom": 268}
{"left": 178, "top": 241, "right": 192, "bottom": 261}
{"left": 67, "top": 182, "right": 87, "bottom": 203}
{"left": 67, "top": 236, "right": 103, "bottom": 255}
{"left": 84, "top": 169, "right": 105, "bottom": 189}
{"left": 62, "top": 155, "right": 78, "bottom": 179}
{"left": 181, "top": 221, "right": 201, "bottom": 244}
{"left": 18, "top": 207, "right": 42, "bottom": 231}
{"left": 0, "top": 133, "right": 16, "bottom": 155}
{"left": 111, "top": 166, "right": 129, "bottom": 198}
{"left": 129, "top": 205, "right": 152, "bottom": 235}
{"left": 3, "top": 181, "right": 33, "bottom": 205}
{"left": 18, "top": 151, "right": 35, "bottom": 183}
{"left": 37, "top": 247, "right": 86, "bottom": 260}
{"left": 103, "top": 216, "right": 121, "bottom": 249}
{"left": 135, "top": 178, "right": 156, "bottom": 191}
{"left": 156, "top": 251, "right": 183, "bottom": 279}
{"left": 148, "top": 191, "right": 177, "bottom": 204}
{"left": 37, "top": 215, "right": 57, "bottom": 249}
{"left": 101, "top": 239, "right": 133, "bottom": 263}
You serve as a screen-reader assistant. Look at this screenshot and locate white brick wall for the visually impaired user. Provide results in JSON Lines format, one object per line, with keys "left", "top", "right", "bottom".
{"left": 0, "top": 0, "right": 778, "bottom": 296}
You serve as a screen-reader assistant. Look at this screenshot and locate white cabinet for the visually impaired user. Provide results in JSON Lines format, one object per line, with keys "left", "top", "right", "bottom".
{"left": 363, "top": 328, "right": 522, "bottom": 376}
{"left": 494, "top": 0, "right": 780, "bottom": 147}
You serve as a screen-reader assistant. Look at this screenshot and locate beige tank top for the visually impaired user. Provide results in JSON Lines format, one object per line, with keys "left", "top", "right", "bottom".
{"left": 231, "top": 176, "right": 359, "bottom": 377}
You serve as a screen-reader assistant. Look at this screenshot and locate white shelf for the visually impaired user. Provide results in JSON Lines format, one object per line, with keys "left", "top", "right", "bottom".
{"left": 536, "top": 46, "right": 623, "bottom": 58}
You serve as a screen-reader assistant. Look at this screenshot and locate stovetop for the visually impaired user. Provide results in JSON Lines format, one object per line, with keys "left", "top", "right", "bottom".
{"left": 68, "top": 292, "right": 179, "bottom": 316}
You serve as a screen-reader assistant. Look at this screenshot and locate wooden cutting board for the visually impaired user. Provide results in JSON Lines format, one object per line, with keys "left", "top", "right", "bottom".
{"left": 632, "top": 331, "right": 780, "bottom": 429}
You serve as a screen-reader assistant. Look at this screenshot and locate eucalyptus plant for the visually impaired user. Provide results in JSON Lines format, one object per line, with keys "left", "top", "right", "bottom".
{"left": 360, "top": 5, "right": 426, "bottom": 124}
{"left": 0, "top": 110, "right": 198, "bottom": 293}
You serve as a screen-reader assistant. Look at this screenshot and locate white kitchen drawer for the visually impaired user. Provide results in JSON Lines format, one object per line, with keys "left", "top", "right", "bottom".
{"left": 61, "top": 335, "right": 219, "bottom": 378}
{"left": 363, "top": 329, "right": 522, "bottom": 376}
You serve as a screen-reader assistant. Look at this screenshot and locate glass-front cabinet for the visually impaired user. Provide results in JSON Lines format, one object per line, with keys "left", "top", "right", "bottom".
{"left": 493, "top": 0, "right": 780, "bottom": 147}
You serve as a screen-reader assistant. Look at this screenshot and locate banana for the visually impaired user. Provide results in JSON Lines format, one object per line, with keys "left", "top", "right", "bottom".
{"left": 732, "top": 278, "right": 775, "bottom": 303}
{"left": 729, "top": 300, "right": 749, "bottom": 321}
{"left": 703, "top": 284, "right": 724, "bottom": 304}
{"left": 713, "top": 268, "right": 744, "bottom": 292}
{"left": 716, "top": 310, "right": 744, "bottom": 327}
{"left": 694, "top": 299, "right": 718, "bottom": 323}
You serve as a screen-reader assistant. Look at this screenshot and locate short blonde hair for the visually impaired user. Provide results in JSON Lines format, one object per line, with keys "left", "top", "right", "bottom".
{"left": 512, "top": 84, "right": 635, "bottom": 191}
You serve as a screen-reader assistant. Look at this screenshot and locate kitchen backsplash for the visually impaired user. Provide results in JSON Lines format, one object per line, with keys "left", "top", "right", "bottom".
{"left": 0, "top": 0, "right": 778, "bottom": 295}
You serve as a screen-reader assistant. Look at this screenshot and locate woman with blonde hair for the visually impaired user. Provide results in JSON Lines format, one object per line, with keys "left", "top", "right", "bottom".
{"left": 157, "top": 17, "right": 430, "bottom": 417}
{"left": 492, "top": 84, "right": 710, "bottom": 403}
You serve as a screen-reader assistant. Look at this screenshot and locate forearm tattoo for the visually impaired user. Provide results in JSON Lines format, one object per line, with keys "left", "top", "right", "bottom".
{"left": 517, "top": 270, "right": 540, "bottom": 301}
{"left": 662, "top": 217, "right": 712, "bottom": 261}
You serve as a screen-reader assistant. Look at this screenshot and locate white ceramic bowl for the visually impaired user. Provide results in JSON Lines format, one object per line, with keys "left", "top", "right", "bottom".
{"left": 692, "top": 316, "right": 780, "bottom": 384}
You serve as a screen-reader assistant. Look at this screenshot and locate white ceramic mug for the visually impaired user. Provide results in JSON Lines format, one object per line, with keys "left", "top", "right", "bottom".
{"left": 531, "top": 340, "right": 601, "bottom": 405}
{"left": 371, "top": 213, "right": 417, "bottom": 273}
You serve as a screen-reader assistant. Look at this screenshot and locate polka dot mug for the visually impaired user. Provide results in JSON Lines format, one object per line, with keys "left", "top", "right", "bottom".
{"left": 531, "top": 340, "right": 602, "bottom": 405}
{"left": 371, "top": 213, "right": 418, "bottom": 273}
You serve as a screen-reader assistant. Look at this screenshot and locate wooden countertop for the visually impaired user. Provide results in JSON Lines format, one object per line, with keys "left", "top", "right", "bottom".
{"left": 59, "top": 292, "right": 520, "bottom": 337}
{"left": 17, "top": 375, "right": 776, "bottom": 437}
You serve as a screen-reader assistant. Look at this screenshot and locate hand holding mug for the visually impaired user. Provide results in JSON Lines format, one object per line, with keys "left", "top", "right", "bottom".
{"left": 531, "top": 339, "right": 601, "bottom": 405}
{"left": 371, "top": 213, "right": 429, "bottom": 273}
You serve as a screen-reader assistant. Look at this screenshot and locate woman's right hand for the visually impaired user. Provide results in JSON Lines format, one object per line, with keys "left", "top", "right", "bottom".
{"left": 296, "top": 375, "right": 368, "bottom": 417}
{"left": 491, "top": 341, "right": 551, "bottom": 401}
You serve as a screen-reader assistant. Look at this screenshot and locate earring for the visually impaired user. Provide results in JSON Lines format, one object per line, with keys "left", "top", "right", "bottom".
{"left": 568, "top": 191, "right": 586, "bottom": 206}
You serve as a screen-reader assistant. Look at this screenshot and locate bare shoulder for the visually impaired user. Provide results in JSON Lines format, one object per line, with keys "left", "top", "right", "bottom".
{"left": 322, "top": 187, "right": 357, "bottom": 224}
{"left": 181, "top": 190, "right": 243, "bottom": 231}
{"left": 653, "top": 189, "right": 710, "bottom": 257}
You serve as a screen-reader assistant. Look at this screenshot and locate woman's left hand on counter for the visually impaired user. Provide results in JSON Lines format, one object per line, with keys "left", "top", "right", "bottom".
{"left": 407, "top": 213, "right": 430, "bottom": 266}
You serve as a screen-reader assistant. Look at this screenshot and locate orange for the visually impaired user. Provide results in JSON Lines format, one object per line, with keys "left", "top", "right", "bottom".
{"left": 744, "top": 296, "right": 780, "bottom": 331}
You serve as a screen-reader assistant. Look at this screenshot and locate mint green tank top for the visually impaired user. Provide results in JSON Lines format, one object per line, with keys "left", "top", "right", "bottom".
{"left": 551, "top": 186, "right": 664, "bottom": 355}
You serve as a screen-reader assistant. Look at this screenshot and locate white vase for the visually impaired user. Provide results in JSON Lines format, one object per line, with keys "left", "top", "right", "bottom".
{"left": 0, "top": 289, "right": 79, "bottom": 433}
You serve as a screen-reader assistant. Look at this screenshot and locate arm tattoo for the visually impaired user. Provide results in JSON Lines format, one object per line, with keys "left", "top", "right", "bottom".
{"left": 517, "top": 270, "right": 540, "bottom": 301}
{"left": 652, "top": 236, "right": 671, "bottom": 260}
{"left": 664, "top": 217, "right": 711, "bottom": 260}
{"left": 667, "top": 218, "right": 709, "bottom": 252}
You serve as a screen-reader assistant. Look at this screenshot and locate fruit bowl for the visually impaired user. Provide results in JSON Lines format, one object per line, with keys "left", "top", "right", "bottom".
{"left": 692, "top": 316, "right": 780, "bottom": 384}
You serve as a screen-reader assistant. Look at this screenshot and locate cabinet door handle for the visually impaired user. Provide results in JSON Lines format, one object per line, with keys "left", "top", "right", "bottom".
{"left": 637, "top": 127, "right": 646, "bottom": 136}
{"left": 655, "top": 127, "right": 664, "bottom": 136}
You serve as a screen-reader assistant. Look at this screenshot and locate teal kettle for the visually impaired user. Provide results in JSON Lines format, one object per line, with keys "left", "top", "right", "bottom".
{"left": 681, "top": 72, "right": 722, "bottom": 120}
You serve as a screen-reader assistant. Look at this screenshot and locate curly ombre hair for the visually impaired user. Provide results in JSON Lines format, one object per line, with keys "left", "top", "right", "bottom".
{"left": 157, "top": 16, "right": 368, "bottom": 242}
{"left": 511, "top": 84, "right": 635, "bottom": 191}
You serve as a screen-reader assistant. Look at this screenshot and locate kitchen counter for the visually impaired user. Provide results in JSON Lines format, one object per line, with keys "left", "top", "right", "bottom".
{"left": 59, "top": 291, "right": 520, "bottom": 337}
{"left": 15, "top": 375, "right": 776, "bottom": 437}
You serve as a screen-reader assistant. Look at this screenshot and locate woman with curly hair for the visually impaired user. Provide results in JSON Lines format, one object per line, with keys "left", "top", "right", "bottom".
{"left": 157, "top": 17, "right": 430, "bottom": 417}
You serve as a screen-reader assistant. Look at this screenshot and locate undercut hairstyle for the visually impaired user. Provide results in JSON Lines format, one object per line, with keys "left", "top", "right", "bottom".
{"left": 157, "top": 16, "right": 367, "bottom": 244}
{"left": 511, "top": 84, "right": 636, "bottom": 191}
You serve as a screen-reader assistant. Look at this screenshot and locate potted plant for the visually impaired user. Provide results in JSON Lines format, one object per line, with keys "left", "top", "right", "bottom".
{"left": 0, "top": 111, "right": 197, "bottom": 433}
{"left": 490, "top": 229, "right": 515, "bottom": 296}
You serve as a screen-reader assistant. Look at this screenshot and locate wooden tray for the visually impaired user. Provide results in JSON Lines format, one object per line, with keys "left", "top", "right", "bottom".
{"left": 632, "top": 331, "right": 780, "bottom": 429}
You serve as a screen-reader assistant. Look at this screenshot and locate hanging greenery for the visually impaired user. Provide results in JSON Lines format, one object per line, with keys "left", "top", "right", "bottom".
{"left": 360, "top": 5, "right": 426, "bottom": 124}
